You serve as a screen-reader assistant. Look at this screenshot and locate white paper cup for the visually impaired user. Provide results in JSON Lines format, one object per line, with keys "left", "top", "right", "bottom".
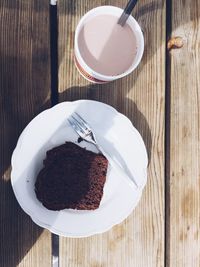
{"left": 74, "top": 6, "right": 144, "bottom": 84}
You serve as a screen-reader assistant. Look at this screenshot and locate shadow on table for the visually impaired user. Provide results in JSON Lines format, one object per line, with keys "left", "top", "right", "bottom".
{"left": 0, "top": 80, "right": 50, "bottom": 266}
{"left": 0, "top": 56, "right": 50, "bottom": 267}
{"left": 0, "top": 0, "right": 53, "bottom": 263}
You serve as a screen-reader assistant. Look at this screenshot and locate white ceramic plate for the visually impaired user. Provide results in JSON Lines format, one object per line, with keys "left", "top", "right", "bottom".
{"left": 11, "top": 100, "right": 148, "bottom": 237}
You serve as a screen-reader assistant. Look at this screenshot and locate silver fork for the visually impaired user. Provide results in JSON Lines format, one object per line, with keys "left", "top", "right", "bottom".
{"left": 68, "top": 112, "right": 139, "bottom": 189}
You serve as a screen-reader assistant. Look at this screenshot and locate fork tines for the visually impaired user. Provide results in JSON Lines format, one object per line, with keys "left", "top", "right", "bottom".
{"left": 73, "top": 113, "right": 91, "bottom": 129}
{"left": 68, "top": 112, "right": 92, "bottom": 135}
{"left": 68, "top": 117, "right": 85, "bottom": 134}
{"left": 74, "top": 112, "right": 88, "bottom": 126}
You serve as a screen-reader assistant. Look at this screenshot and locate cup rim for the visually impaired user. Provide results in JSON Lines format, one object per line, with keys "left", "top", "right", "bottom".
{"left": 74, "top": 6, "right": 144, "bottom": 80}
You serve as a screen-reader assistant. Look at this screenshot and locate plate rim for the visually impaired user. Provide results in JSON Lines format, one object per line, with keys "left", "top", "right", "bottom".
{"left": 11, "top": 100, "right": 148, "bottom": 237}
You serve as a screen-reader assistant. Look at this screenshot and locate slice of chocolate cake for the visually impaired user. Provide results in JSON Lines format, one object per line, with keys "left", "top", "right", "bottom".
{"left": 35, "top": 142, "right": 108, "bottom": 210}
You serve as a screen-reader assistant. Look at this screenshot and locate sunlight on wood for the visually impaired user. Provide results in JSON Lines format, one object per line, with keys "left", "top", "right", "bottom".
{"left": 2, "top": 166, "right": 11, "bottom": 181}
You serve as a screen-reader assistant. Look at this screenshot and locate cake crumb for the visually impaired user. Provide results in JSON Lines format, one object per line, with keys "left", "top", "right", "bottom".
{"left": 77, "top": 137, "right": 83, "bottom": 143}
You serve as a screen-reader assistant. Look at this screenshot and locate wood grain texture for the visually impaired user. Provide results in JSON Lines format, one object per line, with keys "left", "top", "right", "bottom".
{"left": 0, "top": 1, "right": 51, "bottom": 266}
{"left": 167, "top": 0, "right": 200, "bottom": 266}
{"left": 58, "top": 1, "right": 165, "bottom": 266}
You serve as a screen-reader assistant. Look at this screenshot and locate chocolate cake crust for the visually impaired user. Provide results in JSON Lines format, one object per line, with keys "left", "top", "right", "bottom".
{"left": 35, "top": 142, "right": 108, "bottom": 210}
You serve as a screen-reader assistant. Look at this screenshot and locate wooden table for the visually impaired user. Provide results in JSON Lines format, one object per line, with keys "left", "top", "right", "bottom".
{"left": 0, "top": 1, "right": 199, "bottom": 266}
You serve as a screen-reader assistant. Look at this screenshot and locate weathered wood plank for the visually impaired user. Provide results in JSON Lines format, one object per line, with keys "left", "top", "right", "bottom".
{"left": 58, "top": 0, "right": 165, "bottom": 266}
{"left": 0, "top": 1, "right": 51, "bottom": 266}
{"left": 167, "top": 0, "right": 200, "bottom": 266}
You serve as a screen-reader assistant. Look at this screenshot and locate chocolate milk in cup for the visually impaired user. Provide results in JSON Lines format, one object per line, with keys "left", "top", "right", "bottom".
{"left": 74, "top": 6, "right": 144, "bottom": 83}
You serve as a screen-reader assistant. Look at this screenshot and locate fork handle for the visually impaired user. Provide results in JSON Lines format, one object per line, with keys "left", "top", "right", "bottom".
{"left": 95, "top": 143, "right": 139, "bottom": 189}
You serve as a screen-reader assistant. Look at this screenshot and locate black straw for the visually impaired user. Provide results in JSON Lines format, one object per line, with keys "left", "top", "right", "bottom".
{"left": 118, "top": 0, "right": 139, "bottom": 26}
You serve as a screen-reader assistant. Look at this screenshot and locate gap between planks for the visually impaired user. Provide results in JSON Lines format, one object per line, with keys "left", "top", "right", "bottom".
{"left": 165, "top": 1, "right": 172, "bottom": 267}
{"left": 50, "top": 3, "right": 59, "bottom": 267}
